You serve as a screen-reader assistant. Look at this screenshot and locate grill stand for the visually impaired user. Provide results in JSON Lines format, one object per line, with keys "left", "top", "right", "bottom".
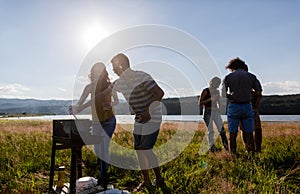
{"left": 48, "top": 139, "right": 83, "bottom": 194}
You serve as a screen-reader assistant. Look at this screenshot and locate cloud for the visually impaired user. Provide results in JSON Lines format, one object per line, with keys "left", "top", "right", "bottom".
{"left": 262, "top": 81, "right": 300, "bottom": 95}
{"left": 0, "top": 83, "right": 30, "bottom": 98}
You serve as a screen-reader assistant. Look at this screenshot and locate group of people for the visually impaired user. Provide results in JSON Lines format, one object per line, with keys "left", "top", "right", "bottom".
{"left": 199, "top": 57, "right": 263, "bottom": 155}
{"left": 69, "top": 53, "right": 166, "bottom": 192}
{"left": 69, "top": 54, "right": 262, "bottom": 193}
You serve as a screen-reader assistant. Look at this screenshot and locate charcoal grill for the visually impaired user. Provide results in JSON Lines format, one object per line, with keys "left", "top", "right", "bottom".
{"left": 48, "top": 119, "right": 99, "bottom": 194}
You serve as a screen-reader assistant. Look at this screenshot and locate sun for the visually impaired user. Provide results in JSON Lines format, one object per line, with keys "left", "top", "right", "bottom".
{"left": 82, "top": 21, "right": 110, "bottom": 51}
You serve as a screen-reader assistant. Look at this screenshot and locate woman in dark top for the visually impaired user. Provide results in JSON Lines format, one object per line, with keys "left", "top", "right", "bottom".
{"left": 199, "top": 77, "right": 228, "bottom": 152}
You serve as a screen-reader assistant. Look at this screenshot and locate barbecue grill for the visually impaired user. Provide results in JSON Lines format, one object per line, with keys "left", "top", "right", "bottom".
{"left": 48, "top": 119, "right": 99, "bottom": 194}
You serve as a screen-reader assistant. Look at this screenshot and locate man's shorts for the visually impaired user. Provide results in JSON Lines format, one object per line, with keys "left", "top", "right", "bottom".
{"left": 227, "top": 103, "right": 254, "bottom": 133}
{"left": 133, "top": 121, "right": 161, "bottom": 150}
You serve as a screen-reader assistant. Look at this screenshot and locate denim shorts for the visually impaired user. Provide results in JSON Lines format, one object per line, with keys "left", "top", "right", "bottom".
{"left": 227, "top": 103, "right": 254, "bottom": 133}
{"left": 133, "top": 121, "right": 161, "bottom": 150}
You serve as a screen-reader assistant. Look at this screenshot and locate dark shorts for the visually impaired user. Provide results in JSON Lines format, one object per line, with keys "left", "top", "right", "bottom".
{"left": 133, "top": 121, "right": 161, "bottom": 150}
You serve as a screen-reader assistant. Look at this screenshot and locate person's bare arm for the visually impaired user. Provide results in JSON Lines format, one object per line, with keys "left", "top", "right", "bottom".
{"left": 111, "top": 89, "right": 119, "bottom": 106}
{"left": 139, "top": 85, "right": 164, "bottom": 123}
{"left": 78, "top": 100, "right": 91, "bottom": 112}
{"left": 69, "top": 84, "right": 91, "bottom": 114}
{"left": 199, "top": 89, "right": 210, "bottom": 106}
{"left": 252, "top": 92, "right": 262, "bottom": 112}
{"left": 77, "top": 84, "right": 91, "bottom": 105}
{"left": 149, "top": 85, "right": 164, "bottom": 106}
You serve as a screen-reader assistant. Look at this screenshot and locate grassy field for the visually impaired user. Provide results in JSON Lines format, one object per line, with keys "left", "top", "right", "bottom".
{"left": 0, "top": 120, "right": 299, "bottom": 193}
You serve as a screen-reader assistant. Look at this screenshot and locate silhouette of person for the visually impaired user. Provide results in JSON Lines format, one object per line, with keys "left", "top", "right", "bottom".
{"left": 111, "top": 53, "right": 166, "bottom": 192}
{"left": 240, "top": 64, "right": 263, "bottom": 153}
{"left": 199, "top": 77, "right": 229, "bottom": 152}
{"left": 222, "top": 57, "right": 262, "bottom": 155}
{"left": 69, "top": 62, "right": 119, "bottom": 190}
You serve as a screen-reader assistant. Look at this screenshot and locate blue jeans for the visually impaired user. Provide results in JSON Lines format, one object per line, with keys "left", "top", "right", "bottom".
{"left": 92, "top": 116, "right": 116, "bottom": 178}
{"left": 227, "top": 103, "right": 254, "bottom": 133}
{"left": 203, "top": 109, "right": 226, "bottom": 147}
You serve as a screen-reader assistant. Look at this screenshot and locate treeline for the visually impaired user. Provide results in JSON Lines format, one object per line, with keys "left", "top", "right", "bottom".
{"left": 259, "top": 94, "right": 300, "bottom": 115}
{"left": 0, "top": 94, "right": 299, "bottom": 115}
{"left": 162, "top": 94, "right": 300, "bottom": 115}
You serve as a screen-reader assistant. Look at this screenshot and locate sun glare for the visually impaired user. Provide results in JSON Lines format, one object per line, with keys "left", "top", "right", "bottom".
{"left": 82, "top": 21, "right": 110, "bottom": 51}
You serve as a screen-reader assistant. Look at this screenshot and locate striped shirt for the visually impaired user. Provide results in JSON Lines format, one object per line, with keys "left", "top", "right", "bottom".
{"left": 113, "top": 70, "right": 162, "bottom": 122}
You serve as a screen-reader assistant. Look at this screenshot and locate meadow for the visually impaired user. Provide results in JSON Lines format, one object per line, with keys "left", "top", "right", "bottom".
{"left": 0, "top": 120, "right": 299, "bottom": 194}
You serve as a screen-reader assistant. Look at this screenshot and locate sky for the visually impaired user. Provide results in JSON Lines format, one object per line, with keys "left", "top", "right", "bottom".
{"left": 1, "top": 0, "right": 300, "bottom": 100}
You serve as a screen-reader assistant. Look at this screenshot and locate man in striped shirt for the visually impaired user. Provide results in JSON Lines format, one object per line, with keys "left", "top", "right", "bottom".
{"left": 111, "top": 53, "right": 166, "bottom": 192}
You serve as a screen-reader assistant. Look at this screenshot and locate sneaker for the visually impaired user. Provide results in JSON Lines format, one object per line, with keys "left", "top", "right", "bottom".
{"left": 133, "top": 181, "right": 155, "bottom": 193}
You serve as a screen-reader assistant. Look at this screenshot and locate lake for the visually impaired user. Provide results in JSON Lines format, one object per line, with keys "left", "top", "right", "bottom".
{"left": 2, "top": 114, "right": 300, "bottom": 123}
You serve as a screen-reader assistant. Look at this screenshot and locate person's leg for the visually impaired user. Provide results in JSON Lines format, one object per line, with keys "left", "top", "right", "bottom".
{"left": 92, "top": 123, "right": 104, "bottom": 184}
{"left": 97, "top": 116, "right": 116, "bottom": 189}
{"left": 135, "top": 150, "right": 151, "bottom": 182}
{"left": 254, "top": 111, "right": 262, "bottom": 153}
{"left": 229, "top": 132, "right": 238, "bottom": 154}
{"left": 240, "top": 104, "right": 255, "bottom": 154}
{"left": 243, "top": 132, "right": 254, "bottom": 155}
{"left": 133, "top": 149, "right": 155, "bottom": 193}
{"left": 136, "top": 149, "right": 162, "bottom": 181}
{"left": 134, "top": 123, "right": 166, "bottom": 190}
{"left": 204, "top": 109, "right": 216, "bottom": 151}
{"left": 100, "top": 116, "right": 116, "bottom": 171}
{"left": 227, "top": 104, "right": 241, "bottom": 154}
{"left": 213, "top": 110, "right": 228, "bottom": 150}
{"left": 239, "top": 122, "right": 248, "bottom": 150}
{"left": 133, "top": 124, "right": 155, "bottom": 192}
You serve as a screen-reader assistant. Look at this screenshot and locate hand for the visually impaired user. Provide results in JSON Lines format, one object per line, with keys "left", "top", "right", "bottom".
{"left": 68, "top": 105, "right": 78, "bottom": 114}
{"left": 136, "top": 111, "right": 151, "bottom": 124}
{"left": 68, "top": 105, "right": 73, "bottom": 114}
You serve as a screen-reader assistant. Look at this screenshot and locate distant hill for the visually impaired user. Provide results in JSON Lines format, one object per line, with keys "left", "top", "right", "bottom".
{"left": 0, "top": 98, "right": 72, "bottom": 115}
{"left": 0, "top": 94, "right": 299, "bottom": 115}
{"left": 0, "top": 98, "right": 131, "bottom": 115}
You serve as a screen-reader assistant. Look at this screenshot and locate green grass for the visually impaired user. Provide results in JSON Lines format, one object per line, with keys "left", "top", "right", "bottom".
{"left": 0, "top": 120, "right": 299, "bottom": 193}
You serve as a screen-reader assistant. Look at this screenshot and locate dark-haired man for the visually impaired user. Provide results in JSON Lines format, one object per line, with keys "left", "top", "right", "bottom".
{"left": 222, "top": 57, "right": 262, "bottom": 155}
{"left": 111, "top": 53, "right": 166, "bottom": 192}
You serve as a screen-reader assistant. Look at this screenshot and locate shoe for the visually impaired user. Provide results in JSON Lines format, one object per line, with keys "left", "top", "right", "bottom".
{"left": 152, "top": 178, "right": 166, "bottom": 187}
{"left": 133, "top": 181, "right": 155, "bottom": 192}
